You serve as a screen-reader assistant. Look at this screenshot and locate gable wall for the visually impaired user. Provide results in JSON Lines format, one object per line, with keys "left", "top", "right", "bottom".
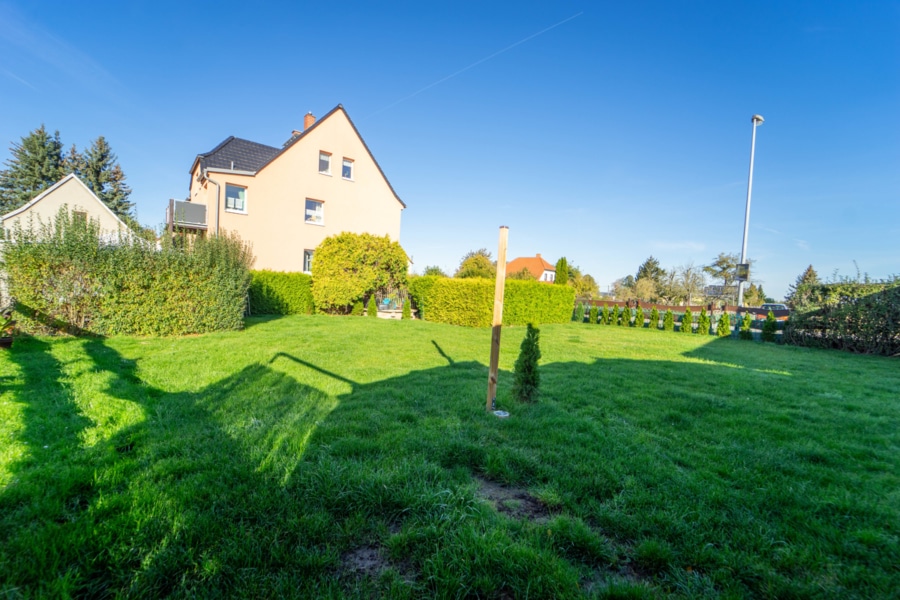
{"left": 2, "top": 178, "right": 127, "bottom": 235}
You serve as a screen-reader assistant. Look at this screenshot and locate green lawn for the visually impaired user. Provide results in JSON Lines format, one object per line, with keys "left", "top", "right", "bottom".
{"left": 1, "top": 316, "right": 898, "bottom": 598}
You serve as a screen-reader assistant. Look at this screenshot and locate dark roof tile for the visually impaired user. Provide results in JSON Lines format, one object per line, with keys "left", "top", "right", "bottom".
{"left": 197, "top": 137, "right": 280, "bottom": 173}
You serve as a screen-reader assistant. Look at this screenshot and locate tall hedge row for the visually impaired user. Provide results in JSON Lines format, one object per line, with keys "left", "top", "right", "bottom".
{"left": 248, "top": 270, "right": 314, "bottom": 315}
{"left": 3, "top": 209, "right": 253, "bottom": 336}
{"left": 783, "top": 281, "right": 900, "bottom": 355}
{"left": 408, "top": 276, "right": 575, "bottom": 327}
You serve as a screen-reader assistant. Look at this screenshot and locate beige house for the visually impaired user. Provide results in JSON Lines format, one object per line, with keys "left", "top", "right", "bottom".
{"left": 168, "top": 104, "right": 405, "bottom": 273}
{"left": 1, "top": 174, "right": 133, "bottom": 239}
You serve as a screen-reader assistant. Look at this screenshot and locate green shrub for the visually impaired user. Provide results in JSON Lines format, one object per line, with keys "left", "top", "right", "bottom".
{"left": 739, "top": 312, "right": 754, "bottom": 340}
{"left": 5, "top": 208, "right": 253, "bottom": 336}
{"left": 600, "top": 304, "right": 609, "bottom": 325}
{"left": 619, "top": 306, "right": 631, "bottom": 327}
{"left": 762, "top": 310, "right": 777, "bottom": 342}
{"left": 351, "top": 300, "right": 364, "bottom": 316}
{"left": 634, "top": 305, "right": 644, "bottom": 328}
{"left": 367, "top": 296, "right": 378, "bottom": 317}
{"left": 589, "top": 304, "right": 598, "bottom": 325}
{"left": 681, "top": 308, "right": 693, "bottom": 334}
{"left": 663, "top": 309, "right": 675, "bottom": 332}
{"left": 697, "top": 307, "right": 711, "bottom": 336}
{"left": 716, "top": 312, "right": 732, "bottom": 337}
{"left": 402, "top": 299, "right": 412, "bottom": 319}
{"left": 783, "top": 280, "right": 900, "bottom": 355}
{"left": 512, "top": 323, "right": 541, "bottom": 403}
{"left": 650, "top": 306, "right": 660, "bottom": 330}
{"left": 248, "top": 270, "right": 313, "bottom": 315}
{"left": 413, "top": 278, "right": 574, "bottom": 327}
{"left": 311, "top": 232, "right": 408, "bottom": 314}
{"left": 574, "top": 302, "right": 585, "bottom": 323}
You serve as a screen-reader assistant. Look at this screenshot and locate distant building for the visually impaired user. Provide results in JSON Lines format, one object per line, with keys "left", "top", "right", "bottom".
{"left": 506, "top": 254, "right": 556, "bottom": 282}
{"left": 167, "top": 104, "right": 405, "bottom": 273}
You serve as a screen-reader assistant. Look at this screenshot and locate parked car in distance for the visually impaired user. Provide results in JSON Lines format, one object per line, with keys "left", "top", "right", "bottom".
{"left": 761, "top": 303, "right": 788, "bottom": 311}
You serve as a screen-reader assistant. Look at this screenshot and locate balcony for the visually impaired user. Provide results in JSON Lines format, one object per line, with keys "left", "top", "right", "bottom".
{"left": 166, "top": 199, "right": 207, "bottom": 230}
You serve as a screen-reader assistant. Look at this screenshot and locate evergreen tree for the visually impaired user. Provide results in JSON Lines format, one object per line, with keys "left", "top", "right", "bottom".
{"left": 573, "top": 302, "right": 585, "bottom": 323}
{"left": 697, "top": 307, "right": 711, "bottom": 336}
{"left": 619, "top": 306, "right": 631, "bottom": 326}
{"left": 554, "top": 257, "right": 569, "bottom": 285}
{"left": 402, "top": 299, "right": 412, "bottom": 320}
{"left": 589, "top": 304, "right": 598, "bottom": 324}
{"left": 512, "top": 323, "right": 541, "bottom": 403}
{"left": 649, "top": 306, "right": 660, "bottom": 330}
{"left": 61, "top": 143, "right": 84, "bottom": 176}
{"left": 636, "top": 256, "right": 667, "bottom": 286}
{"left": 681, "top": 308, "right": 693, "bottom": 334}
{"left": 786, "top": 265, "right": 821, "bottom": 309}
{"left": 367, "top": 296, "right": 378, "bottom": 317}
{"left": 600, "top": 304, "right": 609, "bottom": 325}
{"left": 0, "top": 125, "right": 65, "bottom": 213}
{"left": 663, "top": 309, "right": 675, "bottom": 332}
{"left": 81, "top": 136, "right": 133, "bottom": 219}
{"left": 739, "top": 312, "right": 753, "bottom": 340}
{"left": 634, "top": 305, "right": 644, "bottom": 328}
{"left": 761, "top": 310, "right": 777, "bottom": 342}
{"left": 716, "top": 312, "right": 732, "bottom": 337}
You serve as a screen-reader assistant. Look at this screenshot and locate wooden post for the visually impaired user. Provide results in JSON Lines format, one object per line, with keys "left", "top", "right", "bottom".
{"left": 486, "top": 226, "right": 509, "bottom": 412}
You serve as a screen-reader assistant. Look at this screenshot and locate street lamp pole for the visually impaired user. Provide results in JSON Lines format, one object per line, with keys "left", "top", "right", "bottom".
{"left": 737, "top": 114, "right": 764, "bottom": 307}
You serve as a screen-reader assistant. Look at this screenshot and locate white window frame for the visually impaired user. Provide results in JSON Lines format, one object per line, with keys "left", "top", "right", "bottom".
{"left": 303, "top": 249, "right": 314, "bottom": 274}
{"left": 305, "top": 198, "right": 324, "bottom": 225}
{"left": 318, "top": 151, "right": 331, "bottom": 175}
{"left": 224, "top": 184, "right": 247, "bottom": 214}
{"left": 341, "top": 158, "right": 354, "bottom": 180}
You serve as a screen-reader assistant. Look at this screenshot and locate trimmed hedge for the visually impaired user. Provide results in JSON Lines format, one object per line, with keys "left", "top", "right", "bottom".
{"left": 248, "top": 271, "right": 313, "bottom": 315}
{"left": 409, "top": 278, "right": 575, "bottom": 327}
{"left": 4, "top": 209, "right": 253, "bottom": 336}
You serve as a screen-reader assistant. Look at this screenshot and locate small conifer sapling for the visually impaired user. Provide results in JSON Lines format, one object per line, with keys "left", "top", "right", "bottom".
{"left": 762, "top": 310, "right": 777, "bottom": 342}
{"left": 650, "top": 306, "right": 660, "bottom": 330}
{"left": 697, "top": 307, "right": 710, "bottom": 336}
{"left": 739, "top": 312, "right": 753, "bottom": 340}
{"left": 512, "top": 323, "right": 541, "bottom": 403}
{"left": 635, "top": 305, "right": 644, "bottom": 328}
{"left": 716, "top": 312, "right": 732, "bottom": 337}
{"left": 681, "top": 308, "right": 693, "bottom": 334}
{"left": 663, "top": 309, "right": 675, "bottom": 332}
{"left": 589, "top": 304, "right": 598, "bottom": 324}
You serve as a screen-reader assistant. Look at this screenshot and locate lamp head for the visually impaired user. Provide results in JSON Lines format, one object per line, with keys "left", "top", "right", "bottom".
{"left": 752, "top": 114, "right": 765, "bottom": 125}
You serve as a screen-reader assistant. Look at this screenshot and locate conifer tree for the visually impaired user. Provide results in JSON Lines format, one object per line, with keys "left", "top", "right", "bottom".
{"left": 81, "top": 136, "right": 133, "bottom": 219}
{"left": 739, "top": 312, "right": 753, "bottom": 340}
{"left": 697, "top": 307, "right": 711, "bottom": 336}
{"left": 619, "top": 306, "right": 631, "bottom": 326}
{"left": 650, "top": 306, "right": 660, "bottom": 330}
{"left": 367, "top": 296, "right": 378, "bottom": 317}
{"left": 402, "top": 299, "right": 412, "bottom": 320}
{"left": 786, "top": 265, "right": 821, "bottom": 309}
{"left": 663, "top": 309, "right": 675, "bottom": 331}
{"left": 601, "top": 304, "right": 609, "bottom": 325}
{"left": 554, "top": 257, "right": 569, "bottom": 285}
{"left": 589, "top": 304, "right": 598, "bottom": 324}
{"left": 512, "top": 323, "right": 541, "bottom": 403}
{"left": 573, "top": 302, "right": 585, "bottom": 323}
{"left": 761, "top": 310, "right": 777, "bottom": 342}
{"left": 61, "top": 143, "right": 84, "bottom": 176}
{"left": 716, "top": 312, "right": 732, "bottom": 337}
{"left": 681, "top": 308, "right": 693, "bottom": 334}
{"left": 0, "top": 125, "right": 64, "bottom": 213}
{"left": 634, "top": 305, "right": 644, "bottom": 328}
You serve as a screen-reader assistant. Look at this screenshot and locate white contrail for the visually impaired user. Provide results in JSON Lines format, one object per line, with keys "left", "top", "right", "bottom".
{"left": 366, "top": 11, "right": 584, "bottom": 118}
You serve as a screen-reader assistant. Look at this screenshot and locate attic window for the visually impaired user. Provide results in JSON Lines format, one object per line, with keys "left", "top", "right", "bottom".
{"left": 73, "top": 210, "right": 88, "bottom": 223}
{"left": 318, "top": 152, "right": 331, "bottom": 175}
{"left": 342, "top": 158, "right": 354, "bottom": 180}
{"left": 225, "top": 184, "right": 247, "bottom": 213}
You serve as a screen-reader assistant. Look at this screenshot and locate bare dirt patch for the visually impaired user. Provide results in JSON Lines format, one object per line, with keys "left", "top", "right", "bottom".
{"left": 339, "top": 544, "right": 417, "bottom": 584}
{"left": 474, "top": 476, "right": 551, "bottom": 522}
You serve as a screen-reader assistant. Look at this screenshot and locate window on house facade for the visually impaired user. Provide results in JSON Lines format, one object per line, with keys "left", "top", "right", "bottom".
{"left": 303, "top": 249, "right": 314, "bottom": 273}
{"left": 225, "top": 184, "right": 246, "bottom": 212}
{"left": 318, "top": 152, "right": 331, "bottom": 174}
{"left": 342, "top": 158, "right": 354, "bottom": 180}
{"left": 73, "top": 210, "right": 88, "bottom": 222}
{"left": 305, "top": 199, "right": 324, "bottom": 225}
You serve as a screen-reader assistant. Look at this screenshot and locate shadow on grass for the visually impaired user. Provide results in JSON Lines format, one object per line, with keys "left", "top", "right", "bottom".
{"left": 1, "top": 335, "right": 897, "bottom": 598}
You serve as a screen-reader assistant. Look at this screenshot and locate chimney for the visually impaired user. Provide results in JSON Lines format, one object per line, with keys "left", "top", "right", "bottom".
{"left": 536, "top": 253, "right": 541, "bottom": 258}
{"left": 304, "top": 112, "right": 316, "bottom": 131}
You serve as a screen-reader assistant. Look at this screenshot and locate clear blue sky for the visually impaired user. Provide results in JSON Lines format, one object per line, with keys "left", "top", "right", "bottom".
{"left": 2, "top": 1, "right": 898, "bottom": 299}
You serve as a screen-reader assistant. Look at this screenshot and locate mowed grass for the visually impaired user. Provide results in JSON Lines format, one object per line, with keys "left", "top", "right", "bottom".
{"left": 1, "top": 316, "right": 898, "bottom": 599}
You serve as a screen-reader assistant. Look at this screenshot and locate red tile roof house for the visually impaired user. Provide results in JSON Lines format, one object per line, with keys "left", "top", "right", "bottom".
{"left": 506, "top": 254, "right": 556, "bottom": 282}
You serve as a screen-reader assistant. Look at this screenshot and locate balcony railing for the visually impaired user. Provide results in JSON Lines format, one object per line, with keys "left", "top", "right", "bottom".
{"left": 167, "top": 199, "right": 207, "bottom": 230}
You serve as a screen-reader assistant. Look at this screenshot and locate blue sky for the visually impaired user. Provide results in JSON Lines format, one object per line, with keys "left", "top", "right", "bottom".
{"left": 1, "top": 1, "right": 898, "bottom": 299}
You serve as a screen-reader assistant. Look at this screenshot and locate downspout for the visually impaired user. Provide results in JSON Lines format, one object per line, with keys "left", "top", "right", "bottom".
{"left": 202, "top": 168, "right": 221, "bottom": 237}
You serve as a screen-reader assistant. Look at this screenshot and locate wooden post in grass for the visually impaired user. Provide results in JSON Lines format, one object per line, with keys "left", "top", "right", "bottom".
{"left": 486, "top": 226, "right": 509, "bottom": 412}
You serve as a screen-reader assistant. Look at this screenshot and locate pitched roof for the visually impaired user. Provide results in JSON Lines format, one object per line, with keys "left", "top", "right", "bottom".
{"left": 190, "top": 104, "right": 405, "bottom": 208}
{"left": 193, "top": 137, "right": 280, "bottom": 173}
{"left": 507, "top": 254, "right": 555, "bottom": 276}
{"left": 0, "top": 173, "right": 131, "bottom": 232}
